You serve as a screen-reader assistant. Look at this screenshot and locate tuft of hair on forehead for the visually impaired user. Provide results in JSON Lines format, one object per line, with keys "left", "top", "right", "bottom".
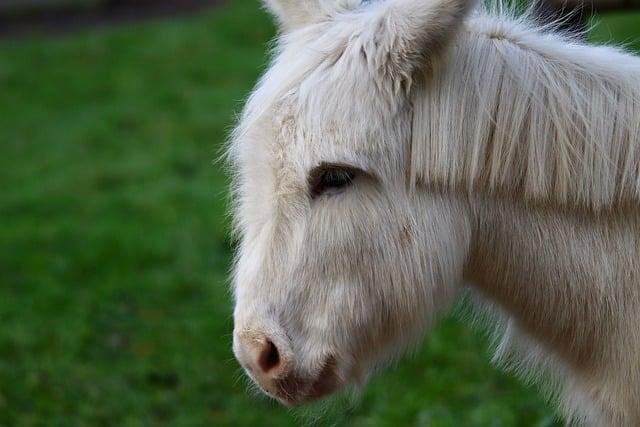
{"left": 232, "top": 0, "right": 477, "bottom": 154}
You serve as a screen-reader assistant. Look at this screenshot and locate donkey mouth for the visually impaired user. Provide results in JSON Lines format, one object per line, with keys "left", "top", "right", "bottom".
{"left": 270, "top": 357, "right": 341, "bottom": 406}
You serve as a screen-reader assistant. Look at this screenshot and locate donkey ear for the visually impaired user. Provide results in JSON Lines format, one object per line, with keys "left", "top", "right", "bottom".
{"left": 263, "top": 0, "right": 326, "bottom": 31}
{"left": 366, "top": 0, "right": 476, "bottom": 76}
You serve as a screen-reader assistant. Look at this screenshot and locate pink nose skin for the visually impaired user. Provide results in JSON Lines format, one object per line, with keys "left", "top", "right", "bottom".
{"left": 234, "top": 330, "right": 341, "bottom": 405}
{"left": 234, "top": 331, "right": 290, "bottom": 397}
{"left": 247, "top": 337, "right": 284, "bottom": 376}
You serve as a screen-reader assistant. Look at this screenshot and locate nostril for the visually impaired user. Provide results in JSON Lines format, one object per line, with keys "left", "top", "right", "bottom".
{"left": 258, "top": 339, "right": 281, "bottom": 373}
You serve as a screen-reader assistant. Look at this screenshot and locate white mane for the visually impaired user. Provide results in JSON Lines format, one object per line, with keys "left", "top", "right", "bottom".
{"left": 412, "top": 6, "right": 640, "bottom": 211}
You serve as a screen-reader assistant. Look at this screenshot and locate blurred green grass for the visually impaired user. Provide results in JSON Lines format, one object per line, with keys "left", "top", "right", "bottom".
{"left": 0, "top": 1, "right": 638, "bottom": 425}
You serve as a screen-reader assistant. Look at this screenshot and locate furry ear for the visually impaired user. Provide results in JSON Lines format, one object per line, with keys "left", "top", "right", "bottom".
{"left": 263, "top": 0, "right": 326, "bottom": 31}
{"left": 363, "top": 0, "right": 476, "bottom": 78}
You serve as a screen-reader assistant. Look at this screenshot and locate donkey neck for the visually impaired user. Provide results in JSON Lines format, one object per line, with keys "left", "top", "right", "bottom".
{"left": 462, "top": 197, "right": 640, "bottom": 372}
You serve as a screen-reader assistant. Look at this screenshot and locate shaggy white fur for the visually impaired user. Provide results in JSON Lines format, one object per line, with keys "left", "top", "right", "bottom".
{"left": 413, "top": 9, "right": 640, "bottom": 210}
{"left": 230, "top": 0, "right": 640, "bottom": 425}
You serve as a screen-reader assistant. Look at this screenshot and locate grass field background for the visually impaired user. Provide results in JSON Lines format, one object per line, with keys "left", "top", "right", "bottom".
{"left": 1, "top": 1, "right": 638, "bottom": 425}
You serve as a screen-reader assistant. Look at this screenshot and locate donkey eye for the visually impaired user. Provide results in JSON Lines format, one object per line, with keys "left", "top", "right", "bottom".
{"left": 309, "top": 165, "right": 357, "bottom": 198}
{"left": 322, "top": 169, "right": 354, "bottom": 189}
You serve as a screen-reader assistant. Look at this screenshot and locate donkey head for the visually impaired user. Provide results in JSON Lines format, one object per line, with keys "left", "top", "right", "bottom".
{"left": 231, "top": 0, "right": 474, "bottom": 405}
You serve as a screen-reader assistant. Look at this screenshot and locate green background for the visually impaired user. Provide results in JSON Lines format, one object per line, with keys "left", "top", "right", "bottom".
{"left": 1, "top": 1, "right": 638, "bottom": 425}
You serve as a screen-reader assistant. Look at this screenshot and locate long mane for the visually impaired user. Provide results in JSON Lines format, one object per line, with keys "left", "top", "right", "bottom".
{"left": 410, "top": 5, "right": 640, "bottom": 211}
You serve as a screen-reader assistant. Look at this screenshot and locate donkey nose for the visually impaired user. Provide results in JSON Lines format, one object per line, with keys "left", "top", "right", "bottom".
{"left": 257, "top": 339, "right": 281, "bottom": 373}
{"left": 234, "top": 331, "right": 290, "bottom": 390}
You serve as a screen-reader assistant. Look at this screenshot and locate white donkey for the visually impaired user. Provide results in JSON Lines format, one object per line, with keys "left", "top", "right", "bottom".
{"left": 230, "top": 0, "right": 640, "bottom": 424}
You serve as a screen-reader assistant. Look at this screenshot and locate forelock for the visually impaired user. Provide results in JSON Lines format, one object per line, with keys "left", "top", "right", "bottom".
{"left": 232, "top": 11, "right": 408, "bottom": 169}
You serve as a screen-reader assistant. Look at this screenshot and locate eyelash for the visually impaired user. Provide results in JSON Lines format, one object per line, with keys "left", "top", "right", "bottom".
{"left": 309, "top": 166, "right": 358, "bottom": 199}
